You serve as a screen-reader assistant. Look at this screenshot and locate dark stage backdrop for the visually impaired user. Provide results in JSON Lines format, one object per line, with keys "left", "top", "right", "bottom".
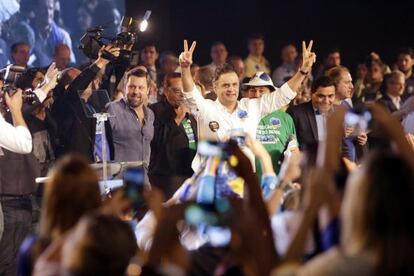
{"left": 127, "top": 0, "right": 414, "bottom": 74}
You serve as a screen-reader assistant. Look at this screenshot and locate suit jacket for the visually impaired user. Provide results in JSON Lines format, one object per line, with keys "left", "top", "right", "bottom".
{"left": 287, "top": 101, "right": 318, "bottom": 151}
{"left": 340, "top": 101, "right": 367, "bottom": 163}
{"left": 377, "top": 94, "right": 401, "bottom": 113}
{"left": 149, "top": 100, "right": 197, "bottom": 177}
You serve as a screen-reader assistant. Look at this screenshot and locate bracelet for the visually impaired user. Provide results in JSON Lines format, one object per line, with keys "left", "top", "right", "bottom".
{"left": 299, "top": 70, "right": 309, "bottom": 75}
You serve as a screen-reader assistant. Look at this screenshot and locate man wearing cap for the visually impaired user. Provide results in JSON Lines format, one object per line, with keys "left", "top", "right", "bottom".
{"left": 179, "top": 40, "right": 316, "bottom": 167}
{"left": 243, "top": 73, "right": 298, "bottom": 175}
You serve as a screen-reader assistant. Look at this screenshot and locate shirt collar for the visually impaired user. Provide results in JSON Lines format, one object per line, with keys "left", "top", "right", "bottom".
{"left": 162, "top": 98, "right": 178, "bottom": 117}
{"left": 122, "top": 98, "right": 150, "bottom": 119}
{"left": 387, "top": 93, "right": 401, "bottom": 106}
{"left": 312, "top": 102, "right": 332, "bottom": 115}
{"left": 215, "top": 98, "right": 243, "bottom": 115}
{"left": 248, "top": 54, "right": 265, "bottom": 63}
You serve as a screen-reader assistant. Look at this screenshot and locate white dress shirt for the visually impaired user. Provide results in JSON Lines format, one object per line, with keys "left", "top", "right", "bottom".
{"left": 315, "top": 113, "right": 327, "bottom": 142}
{"left": 0, "top": 113, "right": 32, "bottom": 154}
{"left": 387, "top": 94, "right": 401, "bottom": 110}
{"left": 184, "top": 83, "right": 296, "bottom": 167}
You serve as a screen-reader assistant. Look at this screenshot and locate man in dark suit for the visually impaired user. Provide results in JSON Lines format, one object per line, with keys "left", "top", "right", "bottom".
{"left": 54, "top": 45, "right": 120, "bottom": 162}
{"left": 149, "top": 72, "right": 197, "bottom": 197}
{"left": 377, "top": 70, "right": 406, "bottom": 114}
{"left": 287, "top": 76, "right": 336, "bottom": 151}
{"left": 327, "top": 66, "right": 368, "bottom": 163}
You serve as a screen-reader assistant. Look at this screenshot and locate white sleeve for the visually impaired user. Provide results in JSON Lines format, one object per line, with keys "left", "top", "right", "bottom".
{"left": 0, "top": 115, "right": 32, "bottom": 154}
{"left": 33, "top": 87, "right": 48, "bottom": 103}
{"left": 257, "top": 82, "right": 296, "bottom": 116}
{"left": 61, "top": 29, "right": 76, "bottom": 64}
{"left": 183, "top": 85, "right": 211, "bottom": 116}
{"left": 135, "top": 211, "right": 157, "bottom": 251}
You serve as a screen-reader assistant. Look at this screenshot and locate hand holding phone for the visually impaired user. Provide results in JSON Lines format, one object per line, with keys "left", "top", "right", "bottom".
{"left": 123, "top": 167, "right": 146, "bottom": 210}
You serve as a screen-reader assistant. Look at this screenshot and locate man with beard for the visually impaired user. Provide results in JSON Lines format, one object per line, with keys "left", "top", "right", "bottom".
{"left": 396, "top": 47, "right": 414, "bottom": 100}
{"left": 107, "top": 69, "right": 154, "bottom": 174}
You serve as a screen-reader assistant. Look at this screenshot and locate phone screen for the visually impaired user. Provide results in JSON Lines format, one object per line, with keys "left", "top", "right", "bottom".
{"left": 184, "top": 199, "right": 232, "bottom": 247}
{"left": 123, "top": 168, "right": 145, "bottom": 209}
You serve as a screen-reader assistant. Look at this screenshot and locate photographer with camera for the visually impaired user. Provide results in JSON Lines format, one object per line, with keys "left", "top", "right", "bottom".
{"left": 0, "top": 86, "right": 38, "bottom": 275}
{"left": 0, "top": 88, "right": 32, "bottom": 154}
{"left": 0, "top": 86, "right": 31, "bottom": 255}
{"left": 54, "top": 44, "right": 120, "bottom": 161}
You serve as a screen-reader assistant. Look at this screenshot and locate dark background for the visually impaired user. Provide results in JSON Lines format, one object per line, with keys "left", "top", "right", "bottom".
{"left": 126, "top": 0, "right": 414, "bottom": 74}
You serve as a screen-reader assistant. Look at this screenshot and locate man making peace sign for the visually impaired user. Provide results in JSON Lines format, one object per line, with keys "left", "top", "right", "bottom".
{"left": 179, "top": 40, "right": 316, "bottom": 167}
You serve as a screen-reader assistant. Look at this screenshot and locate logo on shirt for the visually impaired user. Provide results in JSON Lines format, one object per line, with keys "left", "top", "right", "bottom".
{"left": 237, "top": 110, "right": 247, "bottom": 121}
{"left": 209, "top": 121, "right": 220, "bottom": 132}
{"left": 270, "top": 117, "right": 281, "bottom": 127}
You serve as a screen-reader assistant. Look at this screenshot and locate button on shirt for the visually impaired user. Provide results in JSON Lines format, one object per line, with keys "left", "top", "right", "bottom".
{"left": 107, "top": 99, "right": 154, "bottom": 165}
{"left": 183, "top": 83, "right": 296, "bottom": 167}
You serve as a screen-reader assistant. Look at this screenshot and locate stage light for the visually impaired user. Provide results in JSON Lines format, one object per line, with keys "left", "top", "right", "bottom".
{"left": 139, "top": 10, "right": 151, "bottom": 32}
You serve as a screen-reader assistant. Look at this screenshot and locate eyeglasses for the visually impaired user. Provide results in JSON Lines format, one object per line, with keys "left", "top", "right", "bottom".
{"left": 167, "top": 87, "right": 182, "bottom": 94}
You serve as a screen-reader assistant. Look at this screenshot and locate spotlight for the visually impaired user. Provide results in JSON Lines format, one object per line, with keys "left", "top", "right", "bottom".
{"left": 139, "top": 10, "right": 152, "bottom": 32}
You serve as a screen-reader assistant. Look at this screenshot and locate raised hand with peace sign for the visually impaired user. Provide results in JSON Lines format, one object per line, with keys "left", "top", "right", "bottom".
{"left": 286, "top": 40, "right": 317, "bottom": 92}
{"left": 299, "top": 40, "right": 317, "bottom": 74}
{"left": 179, "top": 40, "right": 197, "bottom": 68}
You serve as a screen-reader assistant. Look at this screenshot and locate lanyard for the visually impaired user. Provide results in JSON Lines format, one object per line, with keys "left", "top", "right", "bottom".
{"left": 181, "top": 118, "right": 196, "bottom": 150}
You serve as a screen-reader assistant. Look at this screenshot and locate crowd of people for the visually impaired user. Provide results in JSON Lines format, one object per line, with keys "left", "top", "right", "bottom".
{"left": 1, "top": 0, "right": 414, "bottom": 276}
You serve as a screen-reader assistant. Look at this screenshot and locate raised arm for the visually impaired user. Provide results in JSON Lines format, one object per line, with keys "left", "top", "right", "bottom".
{"left": 255, "top": 41, "right": 316, "bottom": 116}
{"left": 371, "top": 104, "right": 414, "bottom": 170}
{"left": 178, "top": 40, "right": 212, "bottom": 115}
{"left": 1, "top": 90, "right": 32, "bottom": 153}
{"left": 66, "top": 45, "right": 120, "bottom": 101}
{"left": 180, "top": 40, "right": 197, "bottom": 93}
{"left": 286, "top": 40, "right": 317, "bottom": 92}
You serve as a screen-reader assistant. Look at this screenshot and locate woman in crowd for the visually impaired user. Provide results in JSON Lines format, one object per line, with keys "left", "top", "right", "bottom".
{"left": 17, "top": 155, "right": 102, "bottom": 276}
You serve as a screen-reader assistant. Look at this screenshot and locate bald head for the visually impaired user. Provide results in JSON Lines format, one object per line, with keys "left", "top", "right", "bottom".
{"left": 54, "top": 44, "right": 71, "bottom": 70}
{"left": 60, "top": 67, "right": 81, "bottom": 89}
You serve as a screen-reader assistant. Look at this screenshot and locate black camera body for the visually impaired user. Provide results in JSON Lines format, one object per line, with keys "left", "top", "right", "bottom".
{"left": 79, "top": 16, "right": 140, "bottom": 65}
{"left": 0, "top": 65, "right": 38, "bottom": 112}
{"left": 0, "top": 64, "right": 26, "bottom": 97}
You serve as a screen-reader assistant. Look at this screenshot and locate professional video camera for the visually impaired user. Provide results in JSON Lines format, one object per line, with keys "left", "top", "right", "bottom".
{"left": 79, "top": 12, "right": 151, "bottom": 65}
{"left": 0, "top": 65, "right": 37, "bottom": 111}
{"left": 0, "top": 64, "right": 25, "bottom": 97}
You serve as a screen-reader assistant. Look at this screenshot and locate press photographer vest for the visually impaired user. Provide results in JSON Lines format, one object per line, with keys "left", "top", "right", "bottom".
{"left": 0, "top": 148, "right": 39, "bottom": 195}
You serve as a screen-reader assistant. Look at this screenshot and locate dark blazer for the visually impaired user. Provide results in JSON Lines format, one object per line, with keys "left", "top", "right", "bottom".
{"left": 287, "top": 101, "right": 318, "bottom": 151}
{"left": 377, "top": 94, "right": 402, "bottom": 113}
{"left": 53, "top": 64, "right": 114, "bottom": 162}
{"left": 149, "top": 100, "right": 197, "bottom": 177}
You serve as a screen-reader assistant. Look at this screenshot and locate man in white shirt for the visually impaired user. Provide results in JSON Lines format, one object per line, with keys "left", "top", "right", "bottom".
{"left": 0, "top": 88, "right": 32, "bottom": 256}
{"left": 179, "top": 40, "right": 316, "bottom": 165}
{"left": 0, "top": 89, "right": 32, "bottom": 154}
